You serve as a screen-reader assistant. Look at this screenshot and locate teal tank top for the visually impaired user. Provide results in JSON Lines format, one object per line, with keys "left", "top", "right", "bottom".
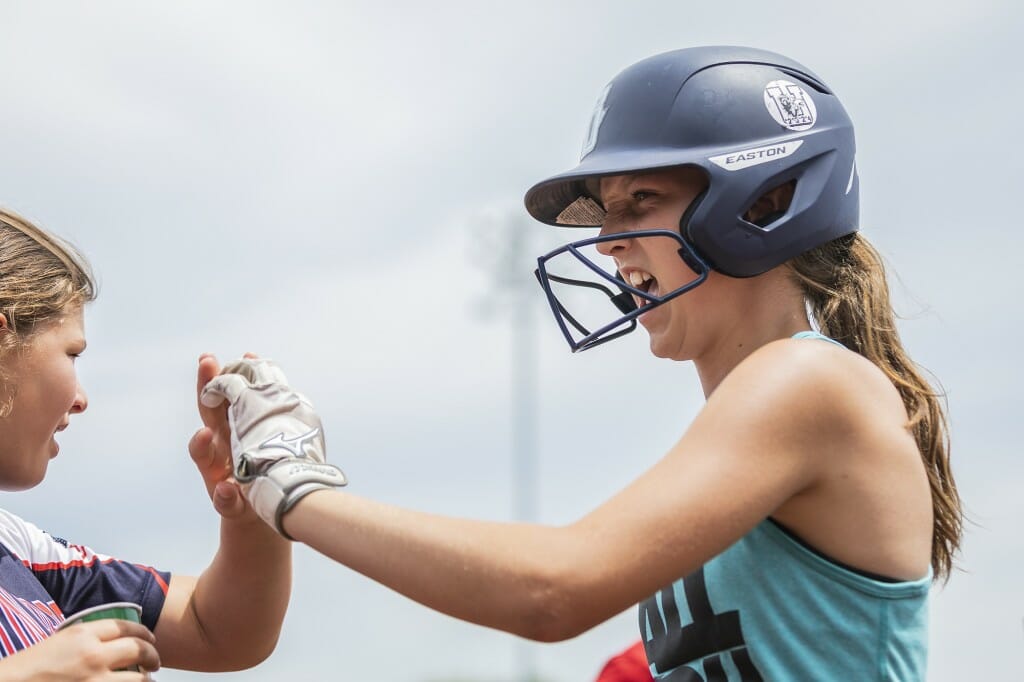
{"left": 637, "top": 331, "right": 930, "bottom": 681}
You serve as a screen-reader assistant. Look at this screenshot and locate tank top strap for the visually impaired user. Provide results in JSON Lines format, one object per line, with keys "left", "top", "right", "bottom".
{"left": 791, "top": 330, "right": 846, "bottom": 348}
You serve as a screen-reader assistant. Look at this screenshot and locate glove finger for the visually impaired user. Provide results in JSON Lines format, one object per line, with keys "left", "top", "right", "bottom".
{"left": 199, "top": 374, "right": 249, "bottom": 407}
{"left": 251, "top": 358, "right": 289, "bottom": 386}
{"left": 220, "top": 358, "right": 290, "bottom": 387}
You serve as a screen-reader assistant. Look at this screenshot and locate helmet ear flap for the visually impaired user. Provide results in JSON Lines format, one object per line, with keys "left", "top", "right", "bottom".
{"left": 677, "top": 186, "right": 710, "bottom": 272}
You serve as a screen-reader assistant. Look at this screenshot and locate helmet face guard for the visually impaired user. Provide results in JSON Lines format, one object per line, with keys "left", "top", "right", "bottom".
{"left": 523, "top": 46, "right": 859, "bottom": 352}
{"left": 534, "top": 230, "right": 710, "bottom": 353}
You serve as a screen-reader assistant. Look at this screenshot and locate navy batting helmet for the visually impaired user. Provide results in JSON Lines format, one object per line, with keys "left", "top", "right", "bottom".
{"left": 526, "top": 46, "right": 858, "bottom": 352}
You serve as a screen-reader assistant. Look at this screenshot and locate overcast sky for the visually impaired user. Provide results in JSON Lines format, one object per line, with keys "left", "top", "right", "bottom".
{"left": 1, "top": 1, "right": 1021, "bottom": 680}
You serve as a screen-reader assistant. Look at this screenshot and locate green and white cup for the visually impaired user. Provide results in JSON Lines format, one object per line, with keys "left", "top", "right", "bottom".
{"left": 57, "top": 602, "right": 144, "bottom": 671}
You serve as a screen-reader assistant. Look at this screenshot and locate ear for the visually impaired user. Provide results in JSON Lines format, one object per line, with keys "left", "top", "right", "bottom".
{"left": 0, "top": 313, "right": 7, "bottom": 332}
{"left": 762, "top": 181, "right": 796, "bottom": 213}
{"left": 744, "top": 181, "right": 796, "bottom": 226}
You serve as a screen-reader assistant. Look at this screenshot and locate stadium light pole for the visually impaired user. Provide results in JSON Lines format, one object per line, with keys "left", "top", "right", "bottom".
{"left": 510, "top": 221, "right": 540, "bottom": 682}
{"left": 509, "top": 227, "right": 539, "bottom": 530}
{"left": 469, "top": 210, "right": 542, "bottom": 682}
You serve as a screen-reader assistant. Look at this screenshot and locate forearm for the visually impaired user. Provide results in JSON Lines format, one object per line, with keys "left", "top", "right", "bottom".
{"left": 199, "top": 517, "right": 291, "bottom": 657}
{"left": 158, "top": 517, "right": 291, "bottom": 670}
{"left": 284, "top": 490, "right": 608, "bottom": 641}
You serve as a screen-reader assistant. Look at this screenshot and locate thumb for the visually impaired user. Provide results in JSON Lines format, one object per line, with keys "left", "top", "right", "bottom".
{"left": 200, "top": 374, "right": 249, "bottom": 408}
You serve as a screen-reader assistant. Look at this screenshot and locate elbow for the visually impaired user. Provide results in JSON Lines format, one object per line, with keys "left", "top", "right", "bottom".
{"left": 206, "top": 628, "right": 282, "bottom": 672}
{"left": 234, "top": 630, "right": 282, "bottom": 669}
{"left": 243, "top": 637, "right": 280, "bottom": 669}
{"left": 513, "top": 565, "right": 600, "bottom": 643}
{"left": 521, "top": 617, "right": 591, "bottom": 644}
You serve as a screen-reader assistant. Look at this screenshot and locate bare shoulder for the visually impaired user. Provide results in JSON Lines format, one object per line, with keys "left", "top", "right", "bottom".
{"left": 715, "top": 337, "right": 932, "bottom": 579}
{"left": 667, "top": 335, "right": 908, "bottom": 512}
{"left": 693, "top": 335, "right": 917, "bottom": 492}
{"left": 712, "top": 336, "right": 909, "bottom": 440}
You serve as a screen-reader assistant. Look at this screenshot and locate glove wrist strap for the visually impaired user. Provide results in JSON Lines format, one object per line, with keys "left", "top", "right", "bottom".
{"left": 245, "top": 460, "right": 347, "bottom": 539}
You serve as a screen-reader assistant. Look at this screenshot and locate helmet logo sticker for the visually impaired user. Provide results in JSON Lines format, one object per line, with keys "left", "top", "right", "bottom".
{"left": 708, "top": 140, "right": 804, "bottom": 171}
{"left": 763, "top": 80, "right": 817, "bottom": 131}
{"left": 581, "top": 83, "right": 611, "bottom": 160}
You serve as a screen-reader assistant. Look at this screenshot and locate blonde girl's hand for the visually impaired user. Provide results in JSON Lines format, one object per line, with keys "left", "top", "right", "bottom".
{"left": 187, "top": 353, "right": 253, "bottom": 523}
{"left": 0, "top": 619, "right": 159, "bottom": 680}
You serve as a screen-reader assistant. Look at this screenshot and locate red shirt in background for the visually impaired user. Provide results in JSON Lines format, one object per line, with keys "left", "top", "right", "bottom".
{"left": 595, "top": 641, "right": 654, "bottom": 682}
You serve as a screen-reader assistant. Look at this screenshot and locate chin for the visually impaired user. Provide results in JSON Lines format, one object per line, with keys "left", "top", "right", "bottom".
{"left": 647, "top": 336, "right": 677, "bottom": 360}
{"left": 0, "top": 476, "right": 45, "bottom": 492}
{"left": 645, "top": 328, "right": 688, "bottom": 361}
{"left": 17, "top": 462, "right": 50, "bottom": 490}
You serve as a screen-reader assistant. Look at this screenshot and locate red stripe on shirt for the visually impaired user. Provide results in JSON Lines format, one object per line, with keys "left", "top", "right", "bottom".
{"left": 137, "top": 564, "right": 169, "bottom": 595}
{"left": 23, "top": 556, "right": 117, "bottom": 572}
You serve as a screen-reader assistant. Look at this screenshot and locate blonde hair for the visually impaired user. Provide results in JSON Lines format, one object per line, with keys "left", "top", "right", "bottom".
{"left": 0, "top": 208, "right": 96, "bottom": 384}
{"left": 790, "top": 232, "right": 962, "bottom": 582}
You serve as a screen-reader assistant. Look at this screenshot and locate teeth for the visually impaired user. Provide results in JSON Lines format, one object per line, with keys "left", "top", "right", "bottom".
{"left": 627, "top": 270, "right": 650, "bottom": 287}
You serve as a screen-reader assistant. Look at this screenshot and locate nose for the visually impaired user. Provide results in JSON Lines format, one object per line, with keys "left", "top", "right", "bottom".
{"left": 71, "top": 383, "right": 88, "bottom": 414}
{"left": 595, "top": 221, "right": 634, "bottom": 257}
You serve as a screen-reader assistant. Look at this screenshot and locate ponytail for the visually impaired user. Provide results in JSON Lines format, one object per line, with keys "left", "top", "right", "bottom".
{"left": 790, "top": 233, "right": 962, "bottom": 582}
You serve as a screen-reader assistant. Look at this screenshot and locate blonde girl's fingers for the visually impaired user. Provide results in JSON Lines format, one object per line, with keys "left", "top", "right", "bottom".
{"left": 81, "top": 618, "right": 156, "bottom": 644}
{"left": 109, "top": 669, "right": 160, "bottom": 680}
{"left": 103, "top": 635, "right": 161, "bottom": 673}
{"left": 212, "top": 479, "right": 248, "bottom": 518}
{"left": 188, "top": 427, "right": 215, "bottom": 468}
{"left": 196, "top": 354, "right": 220, "bottom": 397}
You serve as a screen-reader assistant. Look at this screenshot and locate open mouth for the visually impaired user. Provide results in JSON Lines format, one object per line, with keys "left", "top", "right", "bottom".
{"left": 624, "top": 268, "right": 657, "bottom": 307}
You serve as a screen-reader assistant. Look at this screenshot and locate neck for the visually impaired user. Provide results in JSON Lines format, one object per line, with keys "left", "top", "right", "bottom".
{"left": 691, "top": 272, "right": 810, "bottom": 398}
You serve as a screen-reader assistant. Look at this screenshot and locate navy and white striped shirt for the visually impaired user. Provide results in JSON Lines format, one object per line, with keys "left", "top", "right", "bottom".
{"left": 0, "top": 508, "right": 169, "bottom": 656}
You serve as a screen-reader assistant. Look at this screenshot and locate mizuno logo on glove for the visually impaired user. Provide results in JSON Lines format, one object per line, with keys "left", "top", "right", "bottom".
{"left": 259, "top": 428, "right": 321, "bottom": 458}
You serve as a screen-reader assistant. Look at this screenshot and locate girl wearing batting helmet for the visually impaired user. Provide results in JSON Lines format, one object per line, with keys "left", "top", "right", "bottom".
{"left": 0, "top": 209, "right": 293, "bottom": 679}
{"left": 212, "top": 47, "right": 962, "bottom": 680}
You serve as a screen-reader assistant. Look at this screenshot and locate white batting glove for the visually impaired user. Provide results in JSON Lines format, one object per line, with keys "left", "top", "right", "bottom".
{"left": 199, "top": 357, "right": 347, "bottom": 538}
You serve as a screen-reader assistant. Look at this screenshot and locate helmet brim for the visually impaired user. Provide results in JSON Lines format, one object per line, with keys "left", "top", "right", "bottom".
{"left": 524, "top": 147, "right": 711, "bottom": 226}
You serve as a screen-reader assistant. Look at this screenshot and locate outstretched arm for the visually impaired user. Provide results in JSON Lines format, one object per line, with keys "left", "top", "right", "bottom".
{"left": 153, "top": 354, "right": 291, "bottom": 671}
{"left": 279, "top": 343, "right": 841, "bottom": 642}
{"left": 283, "top": 489, "right": 589, "bottom": 642}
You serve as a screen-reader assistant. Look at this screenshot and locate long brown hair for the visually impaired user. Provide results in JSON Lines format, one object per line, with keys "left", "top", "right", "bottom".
{"left": 790, "top": 232, "right": 961, "bottom": 582}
